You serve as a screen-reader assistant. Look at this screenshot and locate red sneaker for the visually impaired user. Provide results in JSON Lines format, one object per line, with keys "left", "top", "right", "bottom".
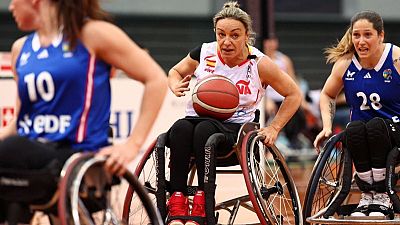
{"left": 185, "top": 190, "right": 206, "bottom": 225}
{"left": 168, "top": 192, "right": 189, "bottom": 225}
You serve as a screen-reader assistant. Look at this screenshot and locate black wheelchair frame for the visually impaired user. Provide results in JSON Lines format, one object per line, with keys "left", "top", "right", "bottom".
{"left": 303, "top": 132, "right": 400, "bottom": 224}
{"left": 122, "top": 122, "right": 303, "bottom": 225}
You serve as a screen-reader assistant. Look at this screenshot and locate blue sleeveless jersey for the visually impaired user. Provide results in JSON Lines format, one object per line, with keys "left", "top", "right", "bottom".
{"left": 15, "top": 33, "right": 112, "bottom": 151}
{"left": 343, "top": 43, "right": 400, "bottom": 123}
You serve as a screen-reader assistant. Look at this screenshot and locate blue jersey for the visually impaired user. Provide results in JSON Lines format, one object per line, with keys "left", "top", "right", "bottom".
{"left": 343, "top": 43, "right": 400, "bottom": 123}
{"left": 15, "top": 33, "right": 112, "bottom": 151}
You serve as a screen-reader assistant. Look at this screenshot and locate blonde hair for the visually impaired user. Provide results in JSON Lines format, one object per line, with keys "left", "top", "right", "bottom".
{"left": 325, "top": 28, "right": 354, "bottom": 64}
{"left": 325, "top": 10, "right": 384, "bottom": 64}
{"left": 213, "top": 1, "right": 256, "bottom": 46}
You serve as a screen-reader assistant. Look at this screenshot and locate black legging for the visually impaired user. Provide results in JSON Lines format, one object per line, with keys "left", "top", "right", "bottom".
{"left": 345, "top": 117, "right": 394, "bottom": 172}
{"left": 168, "top": 118, "right": 241, "bottom": 194}
{"left": 0, "top": 135, "right": 76, "bottom": 223}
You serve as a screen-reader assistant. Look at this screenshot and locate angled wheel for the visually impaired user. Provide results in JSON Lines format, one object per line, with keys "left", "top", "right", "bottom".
{"left": 303, "top": 132, "right": 345, "bottom": 224}
{"left": 58, "top": 153, "right": 162, "bottom": 225}
{"left": 241, "top": 131, "right": 302, "bottom": 225}
{"left": 122, "top": 134, "right": 169, "bottom": 224}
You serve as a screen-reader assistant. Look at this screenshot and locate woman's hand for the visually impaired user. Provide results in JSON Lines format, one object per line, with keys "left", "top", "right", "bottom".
{"left": 258, "top": 125, "right": 279, "bottom": 147}
{"left": 97, "top": 142, "right": 140, "bottom": 176}
{"left": 171, "top": 75, "right": 191, "bottom": 97}
{"left": 313, "top": 128, "right": 332, "bottom": 153}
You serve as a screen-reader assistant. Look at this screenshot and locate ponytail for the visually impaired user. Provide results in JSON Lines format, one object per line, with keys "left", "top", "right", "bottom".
{"left": 324, "top": 27, "right": 354, "bottom": 64}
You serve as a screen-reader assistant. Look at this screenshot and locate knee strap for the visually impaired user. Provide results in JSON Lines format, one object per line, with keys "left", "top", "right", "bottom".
{"left": 372, "top": 180, "right": 386, "bottom": 193}
{"left": 366, "top": 118, "right": 392, "bottom": 148}
{"left": 354, "top": 174, "right": 373, "bottom": 192}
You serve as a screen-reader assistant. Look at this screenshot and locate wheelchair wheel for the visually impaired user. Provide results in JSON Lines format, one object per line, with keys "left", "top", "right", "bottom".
{"left": 57, "top": 153, "right": 162, "bottom": 225}
{"left": 303, "top": 132, "right": 345, "bottom": 224}
{"left": 122, "top": 135, "right": 170, "bottom": 224}
{"left": 241, "top": 131, "right": 302, "bottom": 225}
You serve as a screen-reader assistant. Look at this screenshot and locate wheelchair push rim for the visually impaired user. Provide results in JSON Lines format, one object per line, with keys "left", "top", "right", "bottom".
{"left": 303, "top": 132, "right": 345, "bottom": 224}
{"left": 57, "top": 153, "right": 162, "bottom": 225}
{"left": 241, "top": 131, "right": 303, "bottom": 225}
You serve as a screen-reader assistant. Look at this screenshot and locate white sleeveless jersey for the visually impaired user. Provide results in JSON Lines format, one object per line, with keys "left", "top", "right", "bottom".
{"left": 186, "top": 41, "right": 266, "bottom": 123}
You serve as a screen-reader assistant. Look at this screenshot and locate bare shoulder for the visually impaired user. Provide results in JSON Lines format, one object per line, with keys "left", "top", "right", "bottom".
{"left": 11, "top": 36, "right": 27, "bottom": 56}
{"left": 257, "top": 56, "right": 275, "bottom": 74}
{"left": 392, "top": 44, "right": 400, "bottom": 71}
{"left": 81, "top": 20, "right": 119, "bottom": 36}
{"left": 331, "top": 54, "right": 352, "bottom": 77}
{"left": 10, "top": 36, "right": 28, "bottom": 69}
{"left": 81, "top": 20, "right": 127, "bottom": 51}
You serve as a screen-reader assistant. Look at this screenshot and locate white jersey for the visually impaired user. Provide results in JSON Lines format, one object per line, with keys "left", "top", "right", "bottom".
{"left": 186, "top": 42, "right": 266, "bottom": 123}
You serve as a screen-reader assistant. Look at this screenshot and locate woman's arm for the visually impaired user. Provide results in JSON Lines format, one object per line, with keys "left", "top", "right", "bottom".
{"left": 168, "top": 54, "right": 199, "bottom": 97}
{"left": 313, "top": 57, "right": 350, "bottom": 151}
{"left": 257, "top": 56, "right": 302, "bottom": 146}
{"left": 82, "top": 20, "right": 168, "bottom": 175}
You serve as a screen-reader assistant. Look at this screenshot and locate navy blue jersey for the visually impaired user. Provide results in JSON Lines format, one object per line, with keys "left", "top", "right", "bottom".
{"left": 343, "top": 43, "right": 400, "bottom": 123}
{"left": 15, "top": 33, "right": 112, "bottom": 151}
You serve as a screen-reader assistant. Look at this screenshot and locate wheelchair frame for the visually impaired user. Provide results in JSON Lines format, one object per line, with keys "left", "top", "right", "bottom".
{"left": 303, "top": 132, "right": 400, "bottom": 224}
{"left": 122, "top": 122, "right": 303, "bottom": 225}
{"left": 0, "top": 152, "right": 162, "bottom": 225}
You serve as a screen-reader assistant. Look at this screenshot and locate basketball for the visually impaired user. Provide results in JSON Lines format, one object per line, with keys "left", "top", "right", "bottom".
{"left": 192, "top": 75, "right": 239, "bottom": 120}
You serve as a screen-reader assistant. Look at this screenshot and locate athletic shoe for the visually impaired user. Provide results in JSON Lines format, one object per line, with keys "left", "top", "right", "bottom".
{"left": 369, "top": 192, "right": 394, "bottom": 218}
{"left": 168, "top": 192, "right": 190, "bottom": 225}
{"left": 185, "top": 190, "right": 206, "bottom": 225}
{"left": 350, "top": 192, "right": 373, "bottom": 216}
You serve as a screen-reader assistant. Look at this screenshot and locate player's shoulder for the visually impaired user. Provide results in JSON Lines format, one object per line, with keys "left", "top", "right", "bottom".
{"left": 391, "top": 43, "right": 400, "bottom": 58}
{"left": 11, "top": 36, "right": 28, "bottom": 55}
{"left": 390, "top": 43, "right": 400, "bottom": 72}
{"left": 331, "top": 53, "right": 352, "bottom": 78}
{"left": 334, "top": 53, "right": 352, "bottom": 68}
{"left": 81, "top": 20, "right": 118, "bottom": 37}
{"left": 81, "top": 20, "right": 126, "bottom": 51}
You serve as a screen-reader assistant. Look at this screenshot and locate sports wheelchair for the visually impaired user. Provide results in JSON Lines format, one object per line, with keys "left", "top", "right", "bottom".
{"left": 122, "top": 122, "right": 303, "bottom": 225}
{"left": 0, "top": 152, "right": 162, "bottom": 225}
{"left": 303, "top": 132, "right": 400, "bottom": 224}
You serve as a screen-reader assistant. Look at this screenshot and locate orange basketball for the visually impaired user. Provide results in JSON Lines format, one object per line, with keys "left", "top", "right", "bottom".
{"left": 192, "top": 75, "right": 239, "bottom": 121}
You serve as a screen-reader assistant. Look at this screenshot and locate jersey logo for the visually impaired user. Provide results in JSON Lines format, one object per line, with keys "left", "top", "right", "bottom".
{"left": 363, "top": 73, "right": 371, "bottom": 79}
{"left": 345, "top": 70, "right": 355, "bottom": 81}
{"left": 37, "top": 50, "right": 49, "bottom": 59}
{"left": 236, "top": 80, "right": 251, "bottom": 95}
{"left": 19, "top": 52, "right": 31, "bottom": 66}
{"left": 383, "top": 68, "right": 392, "bottom": 83}
{"left": 204, "top": 55, "right": 216, "bottom": 73}
{"left": 62, "top": 43, "right": 74, "bottom": 58}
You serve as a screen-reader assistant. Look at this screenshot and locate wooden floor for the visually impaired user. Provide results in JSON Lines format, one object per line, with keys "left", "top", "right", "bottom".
{"left": 212, "top": 160, "right": 315, "bottom": 224}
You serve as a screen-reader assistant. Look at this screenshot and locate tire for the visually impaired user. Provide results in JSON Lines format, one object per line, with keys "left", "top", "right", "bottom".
{"left": 303, "top": 133, "right": 344, "bottom": 224}
{"left": 58, "top": 154, "right": 162, "bottom": 225}
{"left": 122, "top": 135, "right": 169, "bottom": 224}
{"left": 241, "top": 131, "right": 302, "bottom": 225}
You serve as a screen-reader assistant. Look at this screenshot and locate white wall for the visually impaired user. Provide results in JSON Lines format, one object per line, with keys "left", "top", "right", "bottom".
{"left": 342, "top": 0, "right": 400, "bottom": 20}
{"left": 101, "top": 0, "right": 212, "bottom": 16}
